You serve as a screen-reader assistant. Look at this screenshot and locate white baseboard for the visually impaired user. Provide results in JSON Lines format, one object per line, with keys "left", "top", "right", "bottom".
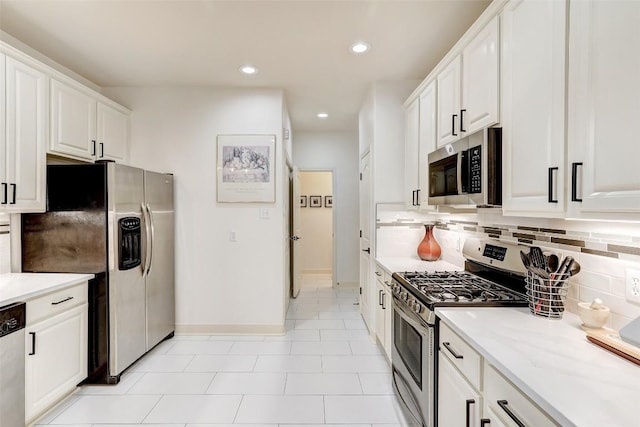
{"left": 175, "top": 324, "right": 286, "bottom": 335}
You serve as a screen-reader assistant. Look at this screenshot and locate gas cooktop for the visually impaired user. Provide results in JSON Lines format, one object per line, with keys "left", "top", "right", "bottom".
{"left": 392, "top": 270, "right": 527, "bottom": 308}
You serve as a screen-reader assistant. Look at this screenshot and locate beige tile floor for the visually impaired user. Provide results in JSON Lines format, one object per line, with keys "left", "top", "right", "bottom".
{"left": 33, "top": 274, "right": 407, "bottom": 426}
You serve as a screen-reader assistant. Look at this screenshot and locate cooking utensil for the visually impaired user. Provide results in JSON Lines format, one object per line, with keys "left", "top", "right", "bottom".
{"left": 546, "top": 253, "right": 559, "bottom": 274}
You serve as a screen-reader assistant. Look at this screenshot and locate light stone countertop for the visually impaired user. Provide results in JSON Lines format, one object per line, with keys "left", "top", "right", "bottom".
{"left": 375, "top": 256, "right": 462, "bottom": 274}
{"left": 0, "top": 273, "right": 94, "bottom": 306}
{"left": 436, "top": 307, "right": 640, "bottom": 427}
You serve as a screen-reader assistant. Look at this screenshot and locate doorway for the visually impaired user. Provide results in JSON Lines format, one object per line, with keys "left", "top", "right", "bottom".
{"left": 298, "top": 170, "right": 334, "bottom": 286}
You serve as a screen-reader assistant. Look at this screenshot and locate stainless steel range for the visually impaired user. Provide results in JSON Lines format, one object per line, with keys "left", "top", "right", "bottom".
{"left": 390, "top": 238, "right": 528, "bottom": 427}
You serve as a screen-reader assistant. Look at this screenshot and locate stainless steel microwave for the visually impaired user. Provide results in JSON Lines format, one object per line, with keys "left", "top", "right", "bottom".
{"left": 427, "top": 127, "right": 502, "bottom": 207}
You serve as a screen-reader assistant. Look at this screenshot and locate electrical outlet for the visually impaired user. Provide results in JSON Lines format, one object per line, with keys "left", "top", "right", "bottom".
{"left": 626, "top": 268, "right": 640, "bottom": 304}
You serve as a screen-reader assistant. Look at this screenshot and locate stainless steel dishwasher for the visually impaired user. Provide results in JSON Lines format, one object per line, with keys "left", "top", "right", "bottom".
{"left": 0, "top": 302, "right": 26, "bottom": 427}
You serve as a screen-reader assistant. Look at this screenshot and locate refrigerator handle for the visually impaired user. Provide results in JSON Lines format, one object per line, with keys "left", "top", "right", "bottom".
{"left": 146, "top": 203, "right": 155, "bottom": 276}
{"left": 142, "top": 203, "right": 152, "bottom": 277}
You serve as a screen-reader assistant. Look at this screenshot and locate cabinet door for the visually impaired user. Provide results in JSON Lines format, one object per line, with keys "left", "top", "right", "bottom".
{"left": 463, "top": 15, "right": 500, "bottom": 135}
{"left": 50, "top": 79, "right": 97, "bottom": 161}
{"left": 25, "top": 304, "right": 88, "bottom": 423}
{"left": 438, "top": 354, "right": 481, "bottom": 427}
{"left": 383, "top": 283, "right": 392, "bottom": 360}
{"left": 418, "top": 80, "right": 437, "bottom": 209}
{"left": 0, "top": 54, "right": 6, "bottom": 205}
{"left": 3, "top": 56, "right": 47, "bottom": 213}
{"left": 568, "top": 0, "right": 640, "bottom": 217}
{"left": 375, "top": 279, "right": 385, "bottom": 343}
{"left": 481, "top": 406, "right": 509, "bottom": 427}
{"left": 97, "top": 102, "right": 129, "bottom": 163}
{"left": 404, "top": 98, "right": 420, "bottom": 209}
{"left": 437, "top": 55, "right": 462, "bottom": 147}
{"left": 501, "top": 0, "right": 566, "bottom": 217}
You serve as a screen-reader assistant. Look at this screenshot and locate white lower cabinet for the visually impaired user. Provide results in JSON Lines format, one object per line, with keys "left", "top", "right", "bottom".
{"left": 483, "top": 362, "right": 558, "bottom": 427}
{"left": 438, "top": 322, "right": 558, "bottom": 427}
{"left": 438, "top": 355, "right": 481, "bottom": 427}
{"left": 374, "top": 264, "right": 392, "bottom": 360}
{"left": 25, "top": 283, "right": 88, "bottom": 425}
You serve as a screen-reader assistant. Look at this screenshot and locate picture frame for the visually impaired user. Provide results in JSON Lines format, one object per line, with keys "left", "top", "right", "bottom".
{"left": 309, "top": 195, "right": 322, "bottom": 208}
{"left": 217, "top": 134, "right": 276, "bottom": 203}
{"left": 299, "top": 195, "right": 307, "bottom": 208}
{"left": 324, "top": 195, "right": 332, "bottom": 208}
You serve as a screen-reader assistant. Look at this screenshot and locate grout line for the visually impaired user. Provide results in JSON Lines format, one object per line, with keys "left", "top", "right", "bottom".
{"left": 138, "top": 394, "right": 164, "bottom": 424}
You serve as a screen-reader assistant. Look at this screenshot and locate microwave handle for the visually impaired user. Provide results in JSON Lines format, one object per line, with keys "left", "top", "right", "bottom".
{"left": 459, "top": 149, "right": 470, "bottom": 194}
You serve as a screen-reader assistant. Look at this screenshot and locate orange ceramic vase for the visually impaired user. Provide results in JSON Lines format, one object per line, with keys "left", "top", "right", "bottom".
{"left": 417, "top": 224, "right": 441, "bottom": 261}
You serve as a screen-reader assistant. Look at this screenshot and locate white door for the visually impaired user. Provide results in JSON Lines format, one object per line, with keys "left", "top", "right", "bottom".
{"left": 359, "top": 152, "right": 372, "bottom": 330}
{"left": 462, "top": 15, "right": 500, "bottom": 134}
{"left": 501, "top": 0, "right": 567, "bottom": 216}
{"left": 291, "top": 167, "right": 302, "bottom": 297}
{"left": 437, "top": 55, "right": 462, "bottom": 147}
{"left": 3, "top": 56, "right": 47, "bottom": 213}
{"left": 568, "top": 0, "right": 640, "bottom": 216}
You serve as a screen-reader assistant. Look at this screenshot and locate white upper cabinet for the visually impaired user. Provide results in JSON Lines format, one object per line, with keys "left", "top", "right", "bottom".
{"left": 50, "top": 79, "right": 97, "bottom": 161}
{"left": 501, "top": 0, "right": 567, "bottom": 217}
{"left": 418, "top": 80, "right": 437, "bottom": 209}
{"left": 567, "top": 0, "right": 640, "bottom": 218}
{"left": 97, "top": 102, "right": 129, "bottom": 163}
{"left": 462, "top": 15, "right": 500, "bottom": 135}
{"left": 404, "top": 97, "right": 420, "bottom": 209}
{"left": 436, "top": 55, "right": 462, "bottom": 147}
{"left": 1, "top": 54, "right": 48, "bottom": 213}
{"left": 50, "top": 78, "right": 130, "bottom": 163}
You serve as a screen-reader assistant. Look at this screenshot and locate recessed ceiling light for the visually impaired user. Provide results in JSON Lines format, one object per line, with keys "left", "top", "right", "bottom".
{"left": 350, "top": 42, "right": 370, "bottom": 54}
{"left": 317, "top": 113, "right": 329, "bottom": 119}
{"left": 239, "top": 65, "right": 258, "bottom": 75}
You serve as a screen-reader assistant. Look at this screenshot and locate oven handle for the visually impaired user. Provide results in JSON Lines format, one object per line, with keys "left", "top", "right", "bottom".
{"left": 392, "top": 368, "right": 427, "bottom": 427}
{"left": 393, "top": 294, "right": 433, "bottom": 330}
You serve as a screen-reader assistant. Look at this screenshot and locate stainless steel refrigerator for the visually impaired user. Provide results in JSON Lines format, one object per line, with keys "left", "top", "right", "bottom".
{"left": 22, "top": 162, "right": 174, "bottom": 383}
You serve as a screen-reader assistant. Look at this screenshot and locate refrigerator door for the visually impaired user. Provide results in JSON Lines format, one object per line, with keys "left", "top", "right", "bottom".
{"left": 144, "top": 171, "right": 175, "bottom": 350}
{"left": 108, "top": 163, "right": 146, "bottom": 376}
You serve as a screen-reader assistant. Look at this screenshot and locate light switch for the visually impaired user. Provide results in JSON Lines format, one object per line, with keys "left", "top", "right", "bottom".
{"left": 259, "top": 208, "right": 270, "bottom": 219}
{"left": 229, "top": 231, "right": 237, "bottom": 242}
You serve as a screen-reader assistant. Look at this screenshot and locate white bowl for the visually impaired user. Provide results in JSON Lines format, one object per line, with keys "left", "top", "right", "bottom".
{"left": 577, "top": 302, "right": 610, "bottom": 329}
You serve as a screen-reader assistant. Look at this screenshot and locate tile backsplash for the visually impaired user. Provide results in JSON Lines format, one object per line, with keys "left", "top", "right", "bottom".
{"left": 375, "top": 205, "right": 640, "bottom": 331}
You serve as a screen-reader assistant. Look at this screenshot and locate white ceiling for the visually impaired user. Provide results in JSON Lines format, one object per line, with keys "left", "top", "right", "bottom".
{"left": 0, "top": 0, "right": 490, "bottom": 132}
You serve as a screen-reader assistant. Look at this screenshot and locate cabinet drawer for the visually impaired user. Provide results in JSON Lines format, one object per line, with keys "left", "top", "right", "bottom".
{"left": 27, "top": 282, "right": 88, "bottom": 324}
{"left": 484, "top": 362, "right": 558, "bottom": 427}
{"left": 439, "top": 322, "right": 482, "bottom": 389}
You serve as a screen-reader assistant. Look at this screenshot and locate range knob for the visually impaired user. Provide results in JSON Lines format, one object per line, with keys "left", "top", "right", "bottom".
{"left": 401, "top": 292, "right": 409, "bottom": 301}
{"left": 413, "top": 303, "right": 423, "bottom": 314}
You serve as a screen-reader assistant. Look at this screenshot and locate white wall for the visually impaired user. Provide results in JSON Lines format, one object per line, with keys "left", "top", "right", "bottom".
{"left": 293, "top": 131, "right": 359, "bottom": 285}
{"left": 104, "top": 86, "right": 287, "bottom": 334}
{"left": 299, "top": 171, "right": 333, "bottom": 274}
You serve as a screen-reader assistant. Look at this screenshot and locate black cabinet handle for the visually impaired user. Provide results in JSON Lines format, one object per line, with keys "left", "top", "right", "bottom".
{"left": 10, "top": 183, "right": 16, "bottom": 204}
{"left": 497, "top": 400, "right": 525, "bottom": 427}
{"left": 452, "top": 114, "right": 458, "bottom": 137}
{"left": 362, "top": 248, "right": 370, "bottom": 254}
{"left": 442, "top": 341, "right": 464, "bottom": 359}
{"left": 100, "top": 142, "right": 104, "bottom": 158}
{"left": 51, "top": 296, "right": 74, "bottom": 305}
{"left": 571, "top": 162, "right": 583, "bottom": 202}
{"left": 1, "top": 183, "right": 6, "bottom": 204}
{"left": 480, "top": 419, "right": 491, "bottom": 427}
{"left": 379, "top": 290, "right": 383, "bottom": 306}
{"left": 91, "top": 140, "right": 96, "bottom": 156}
{"left": 29, "top": 332, "right": 36, "bottom": 355}
{"left": 460, "top": 109, "right": 466, "bottom": 132}
{"left": 548, "top": 167, "right": 558, "bottom": 203}
{"left": 416, "top": 189, "right": 420, "bottom": 206}
{"left": 375, "top": 271, "right": 382, "bottom": 277}
{"left": 382, "top": 292, "right": 386, "bottom": 310}
{"left": 465, "top": 399, "right": 475, "bottom": 427}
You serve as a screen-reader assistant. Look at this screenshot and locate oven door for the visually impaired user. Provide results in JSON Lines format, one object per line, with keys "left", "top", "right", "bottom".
{"left": 392, "top": 297, "right": 434, "bottom": 427}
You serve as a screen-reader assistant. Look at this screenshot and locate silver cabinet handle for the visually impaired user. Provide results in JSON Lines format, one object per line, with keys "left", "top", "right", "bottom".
{"left": 146, "top": 203, "right": 155, "bottom": 276}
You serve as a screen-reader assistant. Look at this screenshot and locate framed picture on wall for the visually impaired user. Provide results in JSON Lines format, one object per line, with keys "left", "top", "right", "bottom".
{"left": 324, "top": 196, "right": 332, "bottom": 208}
{"left": 310, "top": 195, "right": 322, "bottom": 207}
{"left": 300, "top": 195, "right": 307, "bottom": 208}
{"left": 216, "top": 134, "right": 276, "bottom": 203}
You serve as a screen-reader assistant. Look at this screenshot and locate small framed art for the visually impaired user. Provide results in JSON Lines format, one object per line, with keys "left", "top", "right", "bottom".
{"left": 324, "top": 196, "right": 332, "bottom": 208}
{"left": 310, "top": 195, "right": 322, "bottom": 207}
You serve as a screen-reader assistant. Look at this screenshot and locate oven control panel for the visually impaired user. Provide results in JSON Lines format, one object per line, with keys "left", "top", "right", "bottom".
{"left": 392, "top": 282, "right": 434, "bottom": 325}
